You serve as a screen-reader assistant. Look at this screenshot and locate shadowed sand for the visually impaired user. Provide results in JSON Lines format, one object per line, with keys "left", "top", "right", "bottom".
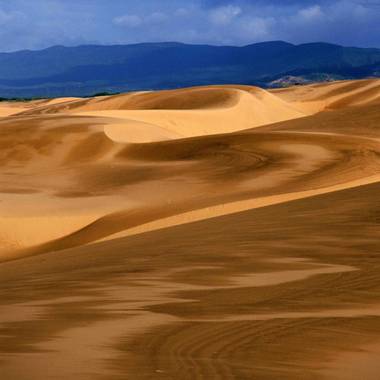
{"left": 0, "top": 79, "right": 380, "bottom": 379}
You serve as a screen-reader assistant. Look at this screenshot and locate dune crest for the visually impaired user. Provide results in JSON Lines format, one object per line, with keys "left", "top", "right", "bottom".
{"left": 88, "top": 87, "right": 305, "bottom": 142}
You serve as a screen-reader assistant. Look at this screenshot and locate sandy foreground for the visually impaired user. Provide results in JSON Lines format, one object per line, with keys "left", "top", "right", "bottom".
{"left": 0, "top": 79, "right": 380, "bottom": 379}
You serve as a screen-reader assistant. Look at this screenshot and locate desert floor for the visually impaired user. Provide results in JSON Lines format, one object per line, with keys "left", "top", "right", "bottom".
{"left": 0, "top": 79, "right": 380, "bottom": 379}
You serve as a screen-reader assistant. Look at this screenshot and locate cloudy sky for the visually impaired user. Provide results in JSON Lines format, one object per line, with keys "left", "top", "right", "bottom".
{"left": 0, "top": 0, "right": 379, "bottom": 52}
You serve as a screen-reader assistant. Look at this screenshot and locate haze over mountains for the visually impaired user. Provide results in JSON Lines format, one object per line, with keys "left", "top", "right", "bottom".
{"left": 1, "top": 41, "right": 380, "bottom": 98}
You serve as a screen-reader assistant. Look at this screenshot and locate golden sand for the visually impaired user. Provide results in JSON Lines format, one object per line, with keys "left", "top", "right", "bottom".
{"left": 0, "top": 79, "right": 380, "bottom": 379}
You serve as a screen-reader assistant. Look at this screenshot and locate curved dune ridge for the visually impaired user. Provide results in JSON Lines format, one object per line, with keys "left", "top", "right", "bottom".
{"left": 1, "top": 79, "right": 380, "bottom": 379}
{"left": 15, "top": 85, "right": 307, "bottom": 142}
{"left": 96, "top": 87, "right": 306, "bottom": 142}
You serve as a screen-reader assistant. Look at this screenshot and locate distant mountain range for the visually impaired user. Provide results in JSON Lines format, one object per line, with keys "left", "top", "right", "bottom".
{"left": 0, "top": 41, "right": 380, "bottom": 98}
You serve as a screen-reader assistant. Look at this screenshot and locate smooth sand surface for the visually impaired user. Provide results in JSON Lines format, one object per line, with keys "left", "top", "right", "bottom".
{"left": 0, "top": 103, "right": 29, "bottom": 116}
{"left": 1, "top": 79, "right": 380, "bottom": 379}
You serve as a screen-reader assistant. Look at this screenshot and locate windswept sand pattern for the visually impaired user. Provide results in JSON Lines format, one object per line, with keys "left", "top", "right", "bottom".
{"left": 0, "top": 79, "right": 380, "bottom": 379}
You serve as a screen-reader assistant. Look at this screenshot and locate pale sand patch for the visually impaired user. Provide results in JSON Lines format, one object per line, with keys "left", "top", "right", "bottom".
{"left": 104, "top": 119, "right": 181, "bottom": 143}
{"left": 43, "top": 97, "right": 81, "bottom": 105}
{"left": 0, "top": 192, "right": 140, "bottom": 252}
{"left": 0, "top": 106, "right": 29, "bottom": 116}
{"left": 0, "top": 214, "right": 101, "bottom": 250}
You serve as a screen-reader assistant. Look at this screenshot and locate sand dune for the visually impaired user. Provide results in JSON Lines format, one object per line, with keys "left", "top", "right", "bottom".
{"left": 17, "top": 86, "right": 306, "bottom": 141}
{"left": 1, "top": 80, "right": 380, "bottom": 255}
{"left": 1, "top": 79, "right": 380, "bottom": 379}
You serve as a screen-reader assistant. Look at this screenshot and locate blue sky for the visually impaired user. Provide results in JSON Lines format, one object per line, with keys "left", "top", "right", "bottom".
{"left": 0, "top": 0, "right": 379, "bottom": 51}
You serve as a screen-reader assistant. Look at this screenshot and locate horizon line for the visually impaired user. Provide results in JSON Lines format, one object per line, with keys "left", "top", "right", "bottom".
{"left": 2, "top": 40, "right": 380, "bottom": 54}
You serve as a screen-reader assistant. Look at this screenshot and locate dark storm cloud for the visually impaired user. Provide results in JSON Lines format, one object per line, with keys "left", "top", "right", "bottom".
{"left": 0, "top": 0, "right": 378, "bottom": 52}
